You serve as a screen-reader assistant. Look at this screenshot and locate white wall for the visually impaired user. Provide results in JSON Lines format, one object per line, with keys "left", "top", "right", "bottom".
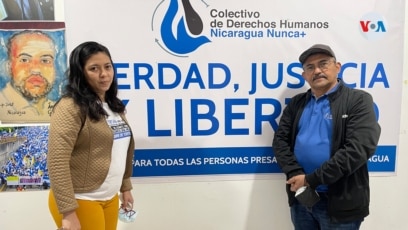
{"left": 0, "top": 2, "right": 407, "bottom": 230}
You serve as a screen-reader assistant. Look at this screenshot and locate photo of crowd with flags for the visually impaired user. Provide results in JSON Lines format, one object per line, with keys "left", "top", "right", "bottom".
{"left": 0, "top": 125, "right": 49, "bottom": 192}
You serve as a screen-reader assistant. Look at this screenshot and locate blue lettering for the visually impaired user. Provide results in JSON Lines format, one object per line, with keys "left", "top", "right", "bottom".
{"left": 146, "top": 98, "right": 290, "bottom": 137}
{"left": 339, "top": 62, "right": 358, "bottom": 88}
{"left": 191, "top": 99, "right": 219, "bottom": 135}
{"left": 339, "top": 62, "right": 388, "bottom": 88}
{"left": 147, "top": 100, "right": 171, "bottom": 136}
{"left": 262, "top": 63, "right": 283, "bottom": 89}
{"left": 225, "top": 99, "right": 249, "bottom": 135}
{"left": 368, "top": 63, "right": 389, "bottom": 88}
{"left": 114, "top": 63, "right": 131, "bottom": 90}
{"left": 255, "top": 98, "right": 281, "bottom": 134}
{"left": 287, "top": 63, "right": 305, "bottom": 88}
{"left": 134, "top": 63, "right": 154, "bottom": 89}
{"left": 183, "top": 63, "right": 205, "bottom": 89}
{"left": 175, "top": 99, "right": 183, "bottom": 136}
{"left": 208, "top": 63, "right": 231, "bottom": 89}
{"left": 375, "top": 21, "right": 386, "bottom": 32}
{"left": 158, "top": 63, "right": 181, "bottom": 89}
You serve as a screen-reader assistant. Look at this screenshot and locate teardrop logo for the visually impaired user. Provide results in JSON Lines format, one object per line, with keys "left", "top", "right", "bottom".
{"left": 152, "top": 0, "right": 211, "bottom": 56}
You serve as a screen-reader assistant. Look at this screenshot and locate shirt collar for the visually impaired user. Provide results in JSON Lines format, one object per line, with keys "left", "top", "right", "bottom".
{"left": 312, "top": 81, "right": 339, "bottom": 99}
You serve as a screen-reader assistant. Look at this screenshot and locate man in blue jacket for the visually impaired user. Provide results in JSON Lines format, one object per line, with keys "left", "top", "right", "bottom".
{"left": 272, "top": 44, "right": 381, "bottom": 230}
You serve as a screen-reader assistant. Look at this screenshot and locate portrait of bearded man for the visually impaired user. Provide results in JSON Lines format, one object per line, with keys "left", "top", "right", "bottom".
{"left": 0, "top": 29, "right": 67, "bottom": 122}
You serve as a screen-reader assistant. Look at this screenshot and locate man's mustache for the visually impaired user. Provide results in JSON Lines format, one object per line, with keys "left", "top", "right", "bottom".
{"left": 312, "top": 74, "right": 327, "bottom": 81}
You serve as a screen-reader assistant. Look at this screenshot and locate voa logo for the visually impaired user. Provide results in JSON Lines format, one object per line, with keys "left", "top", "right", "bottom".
{"left": 152, "top": 0, "right": 211, "bottom": 57}
{"left": 359, "top": 12, "right": 387, "bottom": 41}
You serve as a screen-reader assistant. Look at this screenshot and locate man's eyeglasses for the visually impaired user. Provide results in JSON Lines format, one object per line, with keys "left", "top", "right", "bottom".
{"left": 303, "top": 59, "right": 335, "bottom": 74}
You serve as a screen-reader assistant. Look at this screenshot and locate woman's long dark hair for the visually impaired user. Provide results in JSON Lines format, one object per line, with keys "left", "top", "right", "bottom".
{"left": 63, "top": 41, "right": 125, "bottom": 121}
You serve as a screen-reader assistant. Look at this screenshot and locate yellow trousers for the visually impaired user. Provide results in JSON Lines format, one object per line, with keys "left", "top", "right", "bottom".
{"left": 48, "top": 189, "right": 119, "bottom": 230}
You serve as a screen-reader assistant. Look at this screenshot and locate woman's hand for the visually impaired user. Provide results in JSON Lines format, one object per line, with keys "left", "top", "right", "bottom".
{"left": 121, "top": 190, "right": 134, "bottom": 210}
{"left": 61, "top": 210, "right": 81, "bottom": 230}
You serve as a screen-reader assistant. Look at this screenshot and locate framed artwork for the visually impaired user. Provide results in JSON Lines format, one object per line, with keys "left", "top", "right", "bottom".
{"left": 0, "top": 21, "right": 67, "bottom": 123}
{"left": 0, "top": 125, "right": 50, "bottom": 192}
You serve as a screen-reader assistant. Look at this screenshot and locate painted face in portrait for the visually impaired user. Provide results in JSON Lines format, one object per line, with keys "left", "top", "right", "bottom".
{"left": 9, "top": 32, "right": 56, "bottom": 101}
{"left": 84, "top": 52, "right": 114, "bottom": 101}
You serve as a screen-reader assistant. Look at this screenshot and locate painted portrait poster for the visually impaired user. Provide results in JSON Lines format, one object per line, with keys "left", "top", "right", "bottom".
{"left": 0, "top": 125, "right": 50, "bottom": 192}
{"left": 0, "top": 22, "right": 67, "bottom": 123}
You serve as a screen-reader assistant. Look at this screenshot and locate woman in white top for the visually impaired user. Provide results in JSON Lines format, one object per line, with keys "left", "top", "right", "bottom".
{"left": 48, "top": 41, "right": 135, "bottom": 230}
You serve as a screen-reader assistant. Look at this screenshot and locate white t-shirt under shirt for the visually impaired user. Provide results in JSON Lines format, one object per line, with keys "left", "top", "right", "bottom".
{"left": 75, "top": 103, "right": 131, "bottom": 201}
